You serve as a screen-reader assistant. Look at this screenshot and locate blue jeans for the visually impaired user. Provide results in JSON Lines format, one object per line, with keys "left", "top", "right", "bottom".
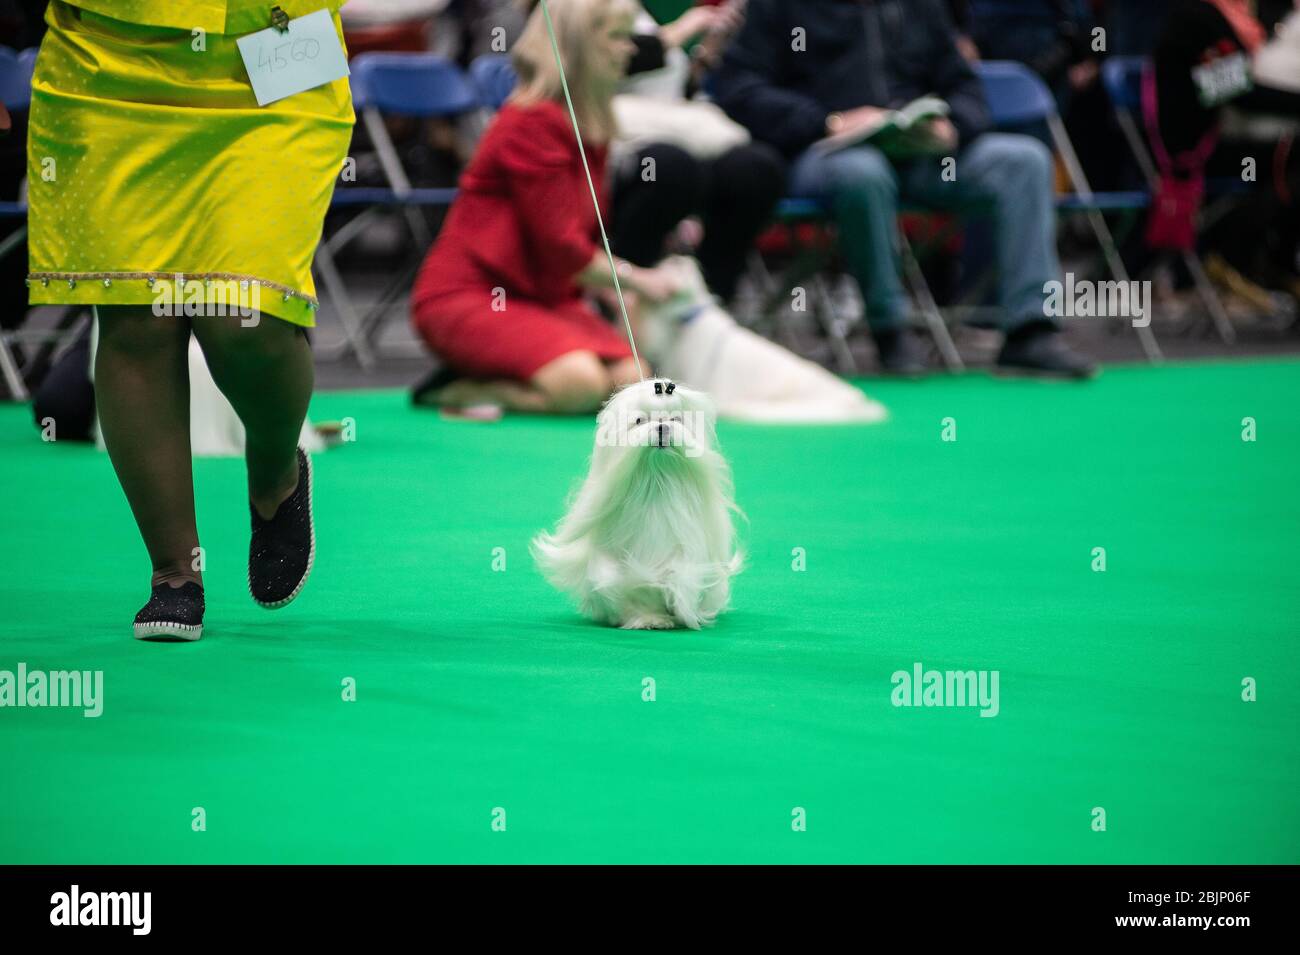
{"left": 790, "top": 133, "right": 1061, "bottom": 332}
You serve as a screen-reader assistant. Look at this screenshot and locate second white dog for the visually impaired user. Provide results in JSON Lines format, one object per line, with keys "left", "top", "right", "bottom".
{"left": 637, "top": 257, "right": 888, "bottom": 424}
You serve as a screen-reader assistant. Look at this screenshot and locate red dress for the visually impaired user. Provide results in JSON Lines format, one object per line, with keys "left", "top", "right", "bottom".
{"left": 410, "top": 100, "right": 633, "bottom": 380}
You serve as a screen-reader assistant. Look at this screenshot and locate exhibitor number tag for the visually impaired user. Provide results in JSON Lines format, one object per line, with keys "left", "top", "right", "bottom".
{"left": 237, "top": 8, "right": 350, "bottom": 107}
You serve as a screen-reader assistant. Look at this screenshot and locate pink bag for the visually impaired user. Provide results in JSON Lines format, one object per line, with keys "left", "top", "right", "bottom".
{"left": 1146, "top": 172, "right": 1206, "bottom": 250}
{"left": 1142, "top": 65, "right": 1219, "bottom": 251}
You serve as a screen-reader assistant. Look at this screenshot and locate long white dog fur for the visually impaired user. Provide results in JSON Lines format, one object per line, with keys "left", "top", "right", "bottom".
{"left": 637, "top": 256, "right": 888, "bottom": 424}
{"left": 532, "top": 378, "right": 741, "bottom": 630}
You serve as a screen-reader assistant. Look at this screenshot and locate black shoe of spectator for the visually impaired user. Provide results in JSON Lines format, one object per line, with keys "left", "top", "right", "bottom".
{"left": 874, "top": 328, "right": 929, "bottom": 376}
{"left": 134, "top": 581, "right": 205, "bottom": 641}
{"left": 411, "top": 365, "right": 460, "bottom": 407}
{"left": 996, "top": 323, "right": 1097, "bottom": 379}
{"left": 249, "top": 447, "right": 315, "bottom": 609}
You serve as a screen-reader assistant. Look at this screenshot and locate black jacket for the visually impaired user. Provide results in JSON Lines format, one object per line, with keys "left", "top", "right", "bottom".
{"left": 712, "top": 0, "right": 991, "bottom": 158}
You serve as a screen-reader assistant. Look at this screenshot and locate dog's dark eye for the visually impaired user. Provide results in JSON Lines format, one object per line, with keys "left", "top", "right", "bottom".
{"left": 633, "top": 415, "right": 645, "bottom": 426}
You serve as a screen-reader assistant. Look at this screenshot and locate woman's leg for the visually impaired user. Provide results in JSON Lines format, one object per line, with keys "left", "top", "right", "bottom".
{"left": 94, "top": 305, "right": 200, "bottom": 587}
{"left": 432, "top": 350, "right": 628, "bottom": 414}
{"left": 530, "top": 351, "right": 616, "bottom": 413}
{"left": 413, "top": 286, "right": 643, "bottom": 414}
{"left": 696, "top": 142, "right": 787, "bottom": 301}
{"left": 422, "top": 351, "right": 645, "bottom": 414}
{"left": 190, "top": 314, "right": 312, "bottom": 520}
{"left": 423, "top": 377, "right": 553, "bottom": 413}
{"left": 610, "top": 143, "right": 701, "bottom": 267}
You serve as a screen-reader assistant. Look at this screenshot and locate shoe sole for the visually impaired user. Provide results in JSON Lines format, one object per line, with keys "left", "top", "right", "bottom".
{"left": 250, "top": 449, "right": 315, "bottom": 611}
{"left": 134, "top": 621, "right": 203, "bottom": 642}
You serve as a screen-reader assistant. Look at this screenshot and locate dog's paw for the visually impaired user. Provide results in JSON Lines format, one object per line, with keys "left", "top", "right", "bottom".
{"left": 620, "top": 614, "right": 676, "bottom": 631}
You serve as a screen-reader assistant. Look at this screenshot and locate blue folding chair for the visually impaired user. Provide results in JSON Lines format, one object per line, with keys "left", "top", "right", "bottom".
{"left": 0, "top": 45, "right": 34, "bottom": 106}
{"left": 468, "top": 53, "right": 517, "bottom": 112}
{"left": 0, "top": 46, "right": 37, "bottom": 399}
{"left": 316, "top": 53, "right": 481, "bottom": 367}
{"left": 1100, "top": 55, "right": 1236, "bottom": 344}
{"left": 1101, "top": 57, "right": 1159, "bottom": 184}
{"left": 352, "top": 51, "right": 480, "bottom": 117}
{"left": 978, "top": 60, "right": 1162, "bottom": 360}
{"left": 347, "top": 52, "right": 479, "bottom": 243}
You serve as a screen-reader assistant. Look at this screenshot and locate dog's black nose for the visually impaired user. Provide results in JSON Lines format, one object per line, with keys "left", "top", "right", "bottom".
{"left": 655, "top": 422, "right": 670, "bottom": 447}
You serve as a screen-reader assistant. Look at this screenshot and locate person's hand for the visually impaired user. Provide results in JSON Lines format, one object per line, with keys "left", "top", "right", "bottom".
{"left": 711, "top": 2, "right": 745, "bottom": 37}
{"left": 690, "top": 0, "right": 747, "bottom": 70}
{"left": 672, "top": 217, "right": 704, "bottom": 250}
{"left": 826, "top": 105, "right": 891, "bottom": 137}
{"left": 1068, "top": 59, "right": 1100, "bottom": 91}
{"left": 900, "top": 116, "right": 958, "bottom": 155}
{"left": 660, "top": 6, "right": 724, "bottom": 49}
{"left": 0, "top": 102, "right": 10, "bottom": 136}
{"left": 626, "top": 263, "right": 682, "bottom": 303}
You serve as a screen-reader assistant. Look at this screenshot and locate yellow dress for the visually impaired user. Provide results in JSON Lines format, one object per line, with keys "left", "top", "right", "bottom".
{"left": 26, "top": 1, "right": 355, "bottom": 327}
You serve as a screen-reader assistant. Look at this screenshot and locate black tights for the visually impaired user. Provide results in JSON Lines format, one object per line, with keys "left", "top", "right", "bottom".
{"left": 610, "top": 141, "right": 786, "bottom": 301}
{"left": 95, "top": 306, "right": 313, "bottom": 590}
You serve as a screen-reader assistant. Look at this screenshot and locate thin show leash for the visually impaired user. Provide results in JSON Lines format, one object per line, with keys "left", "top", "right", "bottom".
{"left": 537, "top": 0, "right": 646, "bottom": 382}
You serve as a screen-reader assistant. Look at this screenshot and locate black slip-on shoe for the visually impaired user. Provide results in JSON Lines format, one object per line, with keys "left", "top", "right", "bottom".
{"left": 873, "top": 328, "right": 931, "bottom": 376}
{"left": 249, "top": 447, "right": 315, "bottom": 610}
{"left": 996, "top": 323, "right": 1098, "bottom": 379}
{"left": 134, "top": 581, "right": 205, "bottom": 641}
{"left": 411, "top": 365, "right": 461, "bottom": 407}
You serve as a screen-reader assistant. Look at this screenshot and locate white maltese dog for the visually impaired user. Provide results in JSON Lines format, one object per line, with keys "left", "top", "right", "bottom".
{"left": 638, "top": 257, "right": 887, "bottom": 424}
{"left": 532, "top": 378, "right": 741, "bottom": 630}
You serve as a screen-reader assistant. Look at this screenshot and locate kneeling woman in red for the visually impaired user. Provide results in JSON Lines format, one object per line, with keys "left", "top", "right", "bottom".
{"left": 410, "top": 0, "right": 680, "bottom": 413}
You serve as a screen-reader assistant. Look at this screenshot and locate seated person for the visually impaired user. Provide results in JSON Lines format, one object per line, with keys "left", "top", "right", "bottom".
{"left": 410, "top": 0, "right": 679, "bottom": 413}
{"left": 711, "top": 0, "right": 1096, "bottom": 377}
{"left": 609, "top": 1, "right": 786, "bottom": 303}
{"left": 1152, "top": 0, "right": 1300, "bottom": 307}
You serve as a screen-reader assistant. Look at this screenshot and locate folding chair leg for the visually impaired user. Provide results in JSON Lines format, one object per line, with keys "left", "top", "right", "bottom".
{"left": 0, "top": 221, "right": 31, "bottom": 399}
{"left": 357, "top": 259, "right": 423, "bottom": 353}
{"left": 312, "top": 242, "right": 376, "bottom": 370}
{"left": 1181, "top": 250, "right": 1237, "bottom": 345}
{"left": 1115, "top": 107, "right": 1233, "bottom": 347}
{"left": 1049, "top": 114, "right": 1164, "bottom": 363}
{"left": 0, "top": 332, "right": 28, "bottom": 401}
{"left": 1083, "top": 204, "right": 1163, "bottom": 362}
{"left": 900, "top": 234, "right": 964, "bottom": 371}
{"left": 0, "top": 223, "right": 26, "bottom": 262}
{"left": 741, "top": 250, "right": 778, "bottom": 328}
{"left": 759, "top": 246, "right": 828, "bottom": 353}
{"left": 811, "top": 275, "right": 858, "bottom": 374}
{"left": 731, "top": 251, "right": 773, "bottom": 334}
{"left": 362, "top": 107, "right": 434, "bottom": 249}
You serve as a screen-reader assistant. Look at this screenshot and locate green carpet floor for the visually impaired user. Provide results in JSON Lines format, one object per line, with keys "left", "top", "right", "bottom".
{"left": 1, "top": 359, "right": 1297, "bottom": 863}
